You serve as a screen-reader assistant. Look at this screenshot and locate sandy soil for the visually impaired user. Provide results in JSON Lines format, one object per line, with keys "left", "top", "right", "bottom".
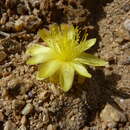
{"left": 0, "top": 0, "right": 130, "bottom": 130}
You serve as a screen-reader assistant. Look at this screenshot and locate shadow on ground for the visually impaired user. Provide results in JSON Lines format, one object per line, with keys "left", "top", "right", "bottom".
{"left": 69, "top": 69, "right": 130, "bottom": 125}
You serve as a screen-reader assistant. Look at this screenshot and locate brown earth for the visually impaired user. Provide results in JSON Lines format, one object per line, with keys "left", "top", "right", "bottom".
{"left": 0, "top": 0, "right": 130, "bottom": 130}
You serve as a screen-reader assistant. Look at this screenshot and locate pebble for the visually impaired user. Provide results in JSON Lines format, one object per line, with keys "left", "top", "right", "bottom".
{"left": 38, "top": 91, "right": 49, "bottom": 101}
{"left": 115, "top": 37, "right": 123, "bottom": 44}
{"left": 115, "top": 26, "right": 130, "bottom": 41}
{"left": 0, "top": 51, "right": 7, "bottom": 62}
{"left": 36, "top": 122, "right": 44, "bottom": 129}
{"left": 42, "top": 114, "right": 49, "bottom": 124}
{"left": 0, "top": 13, "right": 8, "bottom": 25}
{"left": 47, "top": 124, "right": 57, "bottom": 130}
{"left": 4, "top": 120, "right": 16, "bottom": 130}
{"left": 19, "top": 125, "right": 27, "bottom": 130}
{"left": 30, "top": 0, "right": 40, "bottom": 8}
{"left": 21, "top": 103, "right": 33, "bottom": 115}
{"left": 2, "top": 89, "right": 9, "bottom": 97}
{"left": 20, "top": 81, "right": 33, "bottom": 95}
{"left": 122, "top": 4, "right": 130, "bottom": 12}
{"left": 21, "top": 116, "right": 27, "bottom": 125}
{"left": 0, "top": 44, "right": 4, "bottom": 50}
{"left": 123, "top": 19, "right": 130, "bottom": 32}
{"left": 121, "top": 56, "right": 130, "bottom": 65}
{"left": 107, "top": 122, "right": 117, "bottom": 128}
{"left": 28, "top": 91, "right": 34, "bottom": 98}
{"left": 5, "top": 21, "right": 15, "bottom": 31}
{"left": 100, "top": 104, "right": 127, "bottom": 126}
{"left": 7, "top": 78, "right": 19, "bottom": 88}
{"left": 15, "top": 19, "right": 24, "bottom": 31}
{"left": 50, "top": 84, "right": 60, "bottom": 96}
{"left": 121, "top": 42, "right": 130, "bottom": 49}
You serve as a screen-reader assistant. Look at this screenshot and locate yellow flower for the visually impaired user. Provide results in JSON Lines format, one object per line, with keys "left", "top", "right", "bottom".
{"left": 26, "top": 24, "right": 108, "bottom": 92}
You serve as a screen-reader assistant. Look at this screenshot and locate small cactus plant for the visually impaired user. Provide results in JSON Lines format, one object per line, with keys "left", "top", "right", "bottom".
{"left": 26, "top": 24, "right": 107, "bottom": 92}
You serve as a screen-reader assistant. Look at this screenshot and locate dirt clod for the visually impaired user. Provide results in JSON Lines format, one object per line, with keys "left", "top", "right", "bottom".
{"left": 21, "top": 116, "right": 27, "bottom": 125}
{"left": 47, "top": 124, "right": 57, "bottom": 130}
{"left": 123, "top": 19, "right": 130, "bottom": 32}
{"left": 19, "top": 125, "right": 27, "bottom": 130}
{"left": 100, "top": 104, "right": 127, "bottom": 123}
{"left": 4, "top": 120, "right": 16, "bottom": 130}
{"left": 0, "top": 0, "right": 130, "bottom": 129}
{"left": 21, "top": 103, "right": 33, "bottom": 115}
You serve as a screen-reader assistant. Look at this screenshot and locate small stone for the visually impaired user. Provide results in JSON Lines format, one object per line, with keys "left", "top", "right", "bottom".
{"left": 21, "top": 103, "right": 33, "bottom": 115}
{"left": 5, "top": 21, "right": 14, "bottom": 31}
{"left": 115, "top": 37, "right": 123, "bottom": 44}
{"left": 100, "top": 104, "right": 127, "bottom": 123}
{"left": 4, "top": 120, "right": 16, "bottom": 130}
{"left": 33, "top": 8, "right": 40, "bottom": 16}
{"left": 103, "top": 52, "right": 115, "bottom": 62}
{"left": 124, "top": 19, "right": 130, "bottom": 32}
{"left": 0, "top": 51, "right": 7, "bottom": 62}
{"left": 7, "top": 78, "right": 19, "bottom": 88}
{"left": 42, "top": 114, "right": 49, "bottom": 124}
{"left": 20, "top": 81, "right": 33, "bottom": 95}
{"left": 0, "top": 44, "right": 4, "bottom": 50}
{"left": 122, "top": 4, "right": 130, "bottom": 12}
{"left": 36, "top": 122, "right": 44, "bottom": 129}
{"left": 50, "top": 84, "right": 60, "bottom": 96}
{"left": 28, "top": 91, "right": 34, "bottom": 98}
{"left": 2, "top": 88, "right": 9, "bottom": 97}
{"left": 121, "top": 56, "right": 130, "bottom": 65}
{"left": 120, "top": 99, "right": 124, "bottom": 103}
{"left": 0, "top": 13, "right": 8, "bottom": 24}
{"left": 107, "top": 122, "right": 117, "bottom": 128}
{"left": 70, "top": 116, "right": 75, "bottom": 121}
{"left": 30, "top": 0, "right": 40, "bottom": 7}
{"left": 15, "top": 19, "right": 24, "bottom": 31}
{"left": 47, "top": 124, "right": 57, "bottom": 130}
{"left": 21, "top": 116, "right": 27, "bottom": 125}
{"left": 38, "top": 91, "right": 49, "bottom": 101}
{"left": 19, "top": 125, "right": 27, "bottom": 130}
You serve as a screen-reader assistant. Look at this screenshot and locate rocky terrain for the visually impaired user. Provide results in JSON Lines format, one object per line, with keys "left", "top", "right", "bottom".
{"left": 0, "top": 0, "right": 130, "bottom": 130}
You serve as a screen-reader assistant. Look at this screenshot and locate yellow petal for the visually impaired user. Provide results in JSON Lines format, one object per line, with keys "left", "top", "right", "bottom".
{"left": 73, "top": 63, "right": 91, "bottom": 78}
{"left": 38, "top": 29, "right": 50, "bottom": 41}
{"left": 76, "top": 38, "right": 96, "bottom": 53}
{"left": 26, "top": 44, "right": 51, "bottom": 56}
{"left": 75, "top": 53, "right": 108, "bottom": 66}
{"left": 49, "top": 24, "right": 59, "bottom": 34}
{"left": 36, "top": 60, "right": 61, "bottom": 80}
{"left": 59, "top": 63, "right": 74, "bottom": 92}
{"left": 60, "top": 24, "right": 78, "bottom": 43}
{"left": 27, "top": 56, "right": 44, "bottom": 65}
{"left": 26, "top": 52, "right": 53, "bottom": 65}
{"left": 49, "top": 71, "right": 59, "bottom": 83}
